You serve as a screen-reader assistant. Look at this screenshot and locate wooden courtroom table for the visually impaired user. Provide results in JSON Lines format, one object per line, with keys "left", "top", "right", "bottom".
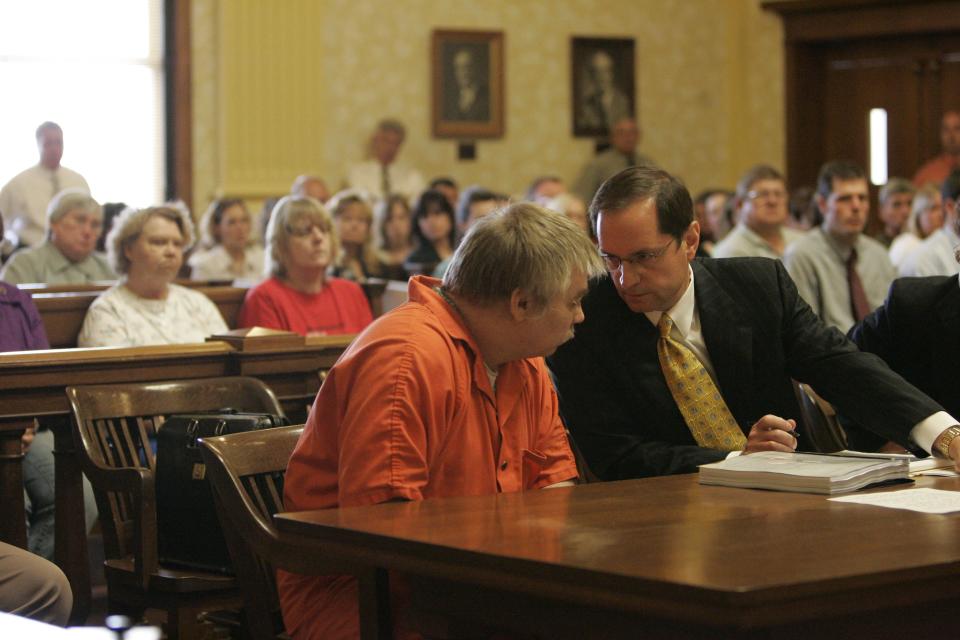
{"left": 0, "top": 333, "right": 352, "bottom": 623}
{"left": 276, "top": 474, "right": 960, "bottom": 640}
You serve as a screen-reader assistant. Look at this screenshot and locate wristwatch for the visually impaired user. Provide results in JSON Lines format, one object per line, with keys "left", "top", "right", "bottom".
{"left": 933, "top": 425, "right": 960, "bottom": 459}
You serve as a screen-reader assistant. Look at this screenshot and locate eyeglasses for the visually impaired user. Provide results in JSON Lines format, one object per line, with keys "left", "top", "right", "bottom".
{"left": 746, "top": 189, "right": 787, "bottom": 202}
{"left": 600, "top": 238, "right": 676, "bottom": 271}
{"left": 286, "top": 223, "right": 329, "bottom": 238}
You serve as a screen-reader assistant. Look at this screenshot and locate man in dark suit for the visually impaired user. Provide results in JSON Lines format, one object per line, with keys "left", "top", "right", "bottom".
{"left": 548, "top": 165, "right": 960, "bottom": 480}
{"left": 846, "top": 271, "right": 960, "bottom": 450}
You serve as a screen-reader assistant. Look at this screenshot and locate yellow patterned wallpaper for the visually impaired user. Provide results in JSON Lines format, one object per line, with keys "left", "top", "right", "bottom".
{"left": 191, "top": 0, "right": 784, "bottom": 214}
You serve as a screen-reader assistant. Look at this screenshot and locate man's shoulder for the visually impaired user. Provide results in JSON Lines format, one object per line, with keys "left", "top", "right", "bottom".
{"left": 889, "top": 274, "right": 957, "bottom": 305}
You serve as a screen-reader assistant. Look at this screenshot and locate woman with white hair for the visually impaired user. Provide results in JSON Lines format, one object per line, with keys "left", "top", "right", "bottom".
{"left": 0, "top": 188, "right": 115, "bottom": 284}
{"left": 187, "top": 197, "right": 264, "bottom": 283}
{"left": 237, "top": 196, "right": 372, "bottom": 336}
{"left": 77, "top": 204, "right": 228, "bottom": 347}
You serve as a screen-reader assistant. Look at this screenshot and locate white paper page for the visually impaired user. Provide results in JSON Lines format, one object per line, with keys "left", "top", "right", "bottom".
{"left": 829, "top": 488, "right": 960, "bottom": 514}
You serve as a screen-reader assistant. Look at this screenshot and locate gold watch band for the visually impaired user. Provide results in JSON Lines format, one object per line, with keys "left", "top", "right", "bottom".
{"left": 933, "top": 425, "right": 960, "bottom": 459}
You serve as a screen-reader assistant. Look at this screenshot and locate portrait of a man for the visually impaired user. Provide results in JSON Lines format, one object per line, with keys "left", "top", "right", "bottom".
{"left": 572, "top": 38, "right": 636, "bottom": 138}
{"left": 442, "top": 44, "right": 490, "bottom": 122}
{"left": 432, "top": 30, "right": 504, "bottom": 139}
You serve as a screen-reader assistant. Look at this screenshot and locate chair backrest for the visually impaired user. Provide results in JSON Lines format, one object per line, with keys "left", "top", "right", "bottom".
{"left": 198, "top": 425, "right": 303, "bottom": 639}
{"left": 65, "top": 376, "right": 285, "bottom": 580}
{"left": 794, "top": 382, "right": 848, "bottom": 453}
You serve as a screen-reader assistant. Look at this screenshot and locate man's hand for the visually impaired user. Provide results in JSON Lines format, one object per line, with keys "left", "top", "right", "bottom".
{"left": 21, "top": 424, "right": 36, "bottom": 455}
{"left": 950, "top": 436, "right": 960, "bottom": 473}
{"left": 743, "top": 415, "right": 798, "bottom": 455}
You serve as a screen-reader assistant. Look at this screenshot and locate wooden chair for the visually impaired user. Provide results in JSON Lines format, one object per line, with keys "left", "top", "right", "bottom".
{"left": 794, "top": 381, "right": 848, "bottom": 453}
{"left": 200, "top": 426, "right": 389, "bottom": 640}
{"left": 66, "top": 376, "right": 286, "bottom": 640}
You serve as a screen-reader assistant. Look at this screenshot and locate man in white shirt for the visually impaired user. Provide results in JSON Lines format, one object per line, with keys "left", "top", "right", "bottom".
{"left": 784, "top": 160, "right": 895, "bottom": 332}
{"left": 712, "top": 164, "right": 804, "bottom": 260}
{"left": 0, "top": 122, "right": 90, "bottom": 249}
{"left": 901, "top": 170, "right": 960, "bottom": 278}
{"left": 548, "top": 165, "right": 960, "bottom": 480}
{"left": 345, "top": 119, "right": 424, "bottom": 203}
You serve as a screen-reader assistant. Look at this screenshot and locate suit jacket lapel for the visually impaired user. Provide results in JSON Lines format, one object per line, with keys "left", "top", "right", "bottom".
{"left": 936, "top": 276, "right": 960, "bottom": 364}
{"left": 692, "top": 261, "right": 754, "bottom": 424}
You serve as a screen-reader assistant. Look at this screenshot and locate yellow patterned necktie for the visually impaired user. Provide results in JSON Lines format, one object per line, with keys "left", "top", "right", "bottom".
{"left": 656, "top": 313, "right": 746, "bottom": 451}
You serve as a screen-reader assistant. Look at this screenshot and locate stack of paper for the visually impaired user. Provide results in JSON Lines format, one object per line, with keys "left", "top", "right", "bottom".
{"left": 698, "top": 452, "right": 910, "bottom": 495}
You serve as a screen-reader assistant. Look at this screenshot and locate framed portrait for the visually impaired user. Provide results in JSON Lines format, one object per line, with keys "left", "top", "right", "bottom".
{"left": 432, "top": 29, "right": 505, "bottom": 139}
{"left": 571, "top": 37, "right": 636, "bottom": 138}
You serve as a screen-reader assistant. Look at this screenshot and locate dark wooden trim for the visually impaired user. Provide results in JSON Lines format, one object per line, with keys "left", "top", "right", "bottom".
{"left": 165, "top": 0, "right": 193, "bottom": 204}
{"left": 763, "top": 0, "right": 960, "bottom": 42}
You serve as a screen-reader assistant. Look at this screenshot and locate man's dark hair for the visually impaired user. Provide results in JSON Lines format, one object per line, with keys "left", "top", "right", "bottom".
{"left": 590, "top": 166, "right": 692, "bottom": 241}
{"left": 455, "top": 185, "right": 499, "bottom": 227}
{"left": 816, "top": 160, "right": 865, "bottom": 199}
{"left": 941, "top": 169, "right": 960, "bottom": 203}
{"left": 429, "top": 176, "right": 457, "bottom": 191}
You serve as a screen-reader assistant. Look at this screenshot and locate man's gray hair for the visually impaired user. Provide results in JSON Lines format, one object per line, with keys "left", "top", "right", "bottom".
{"left": 264, "top": 196, "right": 339, "bottom": 278}
{"left": 879, "top": 177, "right": 915, "bottom": 204}
{"left": 107, "top": 204, "right": 195, "bottom": 275}
{"left": 46, "top": 188, "right": 100, "bottom": 238}
{"left": 442, "top": 202, "right": 604, "bottom": 310}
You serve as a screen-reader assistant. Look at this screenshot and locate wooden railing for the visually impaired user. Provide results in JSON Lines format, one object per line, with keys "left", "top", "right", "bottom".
{"left": 0, "top": 331, "right": 353, "bottom": 623}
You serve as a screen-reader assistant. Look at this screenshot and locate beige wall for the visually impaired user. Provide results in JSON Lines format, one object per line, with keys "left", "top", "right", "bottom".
{"left": 191, "top": 0, "right": 784, "bottom": 215}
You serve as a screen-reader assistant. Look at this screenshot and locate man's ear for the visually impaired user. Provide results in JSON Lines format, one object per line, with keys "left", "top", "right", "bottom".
{"left": 683, "top": 221, "right": 701, "bottom": 260}
{"left": 509, "top": 288, "right": 530, "bottom": 322}
{"left": 815, "top": 193, "right": 828, "bottom": 216}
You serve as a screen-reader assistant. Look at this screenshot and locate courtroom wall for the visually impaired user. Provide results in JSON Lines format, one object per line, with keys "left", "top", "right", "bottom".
{"left": 190, "top": 0, "right": 784, "bottom": 215}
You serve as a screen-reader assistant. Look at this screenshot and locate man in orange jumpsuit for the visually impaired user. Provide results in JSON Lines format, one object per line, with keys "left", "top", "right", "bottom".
{"left": 279, "top": 202, "right": 605, "bottom": 639}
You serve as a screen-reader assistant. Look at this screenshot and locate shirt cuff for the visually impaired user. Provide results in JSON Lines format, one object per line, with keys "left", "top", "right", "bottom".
{"left": 910, "top": 411, "right": 960, "bottom": 455}
{"left": 725, "top": 450, "right": 742, "bottom": 459}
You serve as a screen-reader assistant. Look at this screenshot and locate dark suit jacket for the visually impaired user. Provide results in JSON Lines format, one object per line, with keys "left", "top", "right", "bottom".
{"left": 846, "top": 275, "right": 960, "bottom": 450}
{"left": 547, "top": 257, "right": 942, "bottom": 480}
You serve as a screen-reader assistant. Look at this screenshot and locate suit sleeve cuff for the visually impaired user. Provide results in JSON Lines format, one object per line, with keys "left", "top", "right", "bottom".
{"left": 910, "top": 411, "right": 960, "bottom": 455}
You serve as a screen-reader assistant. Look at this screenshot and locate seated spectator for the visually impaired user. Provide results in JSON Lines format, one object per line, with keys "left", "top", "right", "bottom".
{"left": 712, "top": 165, "right": 803, "bottom": 260}
{"left": 545, "top": 192, "right": 591, "bottom": 238}
{"left": 526, "top": 175, "right": 566, "bottom": 204}
{"left": 291, "top": 174, "right": 330, "bottom": 203}
{"left": 787, "top": 186, "right": 820, "bottom": 231}
{"left": 0, "top": 215, "right": 98, "bottom": 560}
{"left": 405, "top": 189, "right": 456, "bottom": 275}
{"left": 327, "top": 190, "right": 379, "bottom": 282}
{"left": 433, "top": 186, "right": 501, "bottom": 279}
{"left": 874, "top": 178, "right": 915, "bottom": 247}
{"left": 899, "top": 169, "right": 960, "bottom": 277}
{"left": 428, "top": 176, "right": 459, "bottom": 211}
{"left": 1, "top": 189, "right": 115, "bottom": 285}
{"left": 237, "top": 196, "right": 372, "bottom": 336}
{"left": 187, "top": 198, "right": 265, "bottom": 283}
{"left": 373, "top": 194, "right": 414, "bottom": 281}
{"left": 78, "top": 205, "right": 228, "bottom": 347}
{"left": 0, "top": 541, "right": 72, "bottom": 625}
{"left": 889, "top": 184, "right": 943, "bottom": 270}
{"left": 693, "top": 188, "right": 732, "bottom": 254}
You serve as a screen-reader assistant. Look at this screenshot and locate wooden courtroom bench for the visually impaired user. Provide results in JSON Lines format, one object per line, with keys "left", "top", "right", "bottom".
{"left": 24, "top": 278, "right": 388, "bottom": 348}
{"left": 0, "top": 331, "right": 353, "bottom": 623}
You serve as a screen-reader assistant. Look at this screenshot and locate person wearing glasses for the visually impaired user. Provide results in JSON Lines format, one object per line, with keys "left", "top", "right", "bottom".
{"left": 711, "top": 165, "right": 804, "bottom": 259}
{"left": 783, "top": 160, "right": 896, "bottom": 332}
{"left": 237, "top": 196, "right": 372, "bottom": 336}
{"left": 1, "top": 188, "right": 115, "bottom": 285}
{"left": 548, "top": 165, "right": 960, "bottom": 481}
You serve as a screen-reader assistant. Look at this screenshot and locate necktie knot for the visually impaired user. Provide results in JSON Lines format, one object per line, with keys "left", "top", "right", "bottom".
{"left": 847, "top": 248, "right": 858, "bottom": 267}
{"left": 657, "top": 313, "right": 674, "bottom": 339}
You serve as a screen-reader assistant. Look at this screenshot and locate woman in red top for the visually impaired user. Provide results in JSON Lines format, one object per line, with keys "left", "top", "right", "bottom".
{"left": 237, "top": 196, "right": 373, "bottom": 336}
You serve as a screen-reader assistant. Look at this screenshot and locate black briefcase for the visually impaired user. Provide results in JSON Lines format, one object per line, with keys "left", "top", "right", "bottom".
{"left": 155, "top": 410, "right": 287, "bottom": 574}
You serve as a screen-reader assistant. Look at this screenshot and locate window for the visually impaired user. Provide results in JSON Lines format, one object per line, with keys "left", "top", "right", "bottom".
{"left": 0, "top": 0, "right": 165, "bottom": 208}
